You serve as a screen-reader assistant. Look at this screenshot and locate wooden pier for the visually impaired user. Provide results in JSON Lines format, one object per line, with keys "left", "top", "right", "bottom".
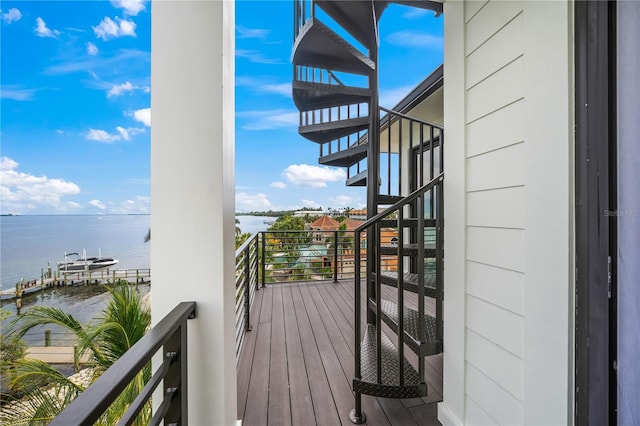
{"left": 0, "top": 268, "right": 151, "bottom": 301}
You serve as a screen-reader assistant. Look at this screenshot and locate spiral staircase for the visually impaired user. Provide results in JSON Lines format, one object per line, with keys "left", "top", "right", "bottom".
{"left": 292, "top": 1, "right": 444, "bottom": 423}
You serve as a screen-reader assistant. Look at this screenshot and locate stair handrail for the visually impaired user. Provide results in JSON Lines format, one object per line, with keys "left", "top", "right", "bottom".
{"left": 379, "top": 106, "right": 444, "bottom": 132}
{"left": 354, "top": 172, "right": 444, "bottom": 233}
{"left": 353, "top": 172, "right": 444, "bottom": 407}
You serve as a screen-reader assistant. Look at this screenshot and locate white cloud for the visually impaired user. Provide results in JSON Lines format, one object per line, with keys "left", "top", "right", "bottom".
{"left": 236, "top": 26, "right": 269, "bottom": 39}
{"left": 236, "top": 192, "right": 275, "bottom": 212}
{"left": 93, "top": 17, "right": 137, "bottom": 41}
{"left": 44, "top": 49, "right": 149, "bottom": 75}
{"left": 2, "top": 8, "right": 22, "bottom": 24}
{"left": 236, "top": 49, "right": 281, "bottom": 64}
{"left": 56, "top": 129, "right": 64, "bottom": 135}
{"left": 108, "top": 81, "right": 134, "bottom": 97}
{"left": 111, "top": 0, "right": 147, "bottom": 16}
{"left": 386, "top": 31, "right": 442, "bottom": 48}
{"left": 89, "top": 199, "right": 106, "bottom": 210}
{"left": 35, "top": 17, "right": 60, "bottom": 38}
{"left": 1, "top": 156, "right": 81, "bottom": 214}
{"left": 132, "top": 108, "right": 151, "bottom": 126}
{"left": 236, "top": 77, "right": 291, "bottom": 96}
{"left": 86, "top": 129, "right": 120, "bottom": 143}
{"left": 270, "top": 181, "right": 287, "bottom": 189}
{"left": 302, "top": 199, "right": 321, "bottom": 209}
{"left": 237, "top": 109, "right": 298, "bottom": 131}
{"left": 103, "top": 81, "right": 149, "bottom": 98}
{"left": 402, "top": 8, "right": 429, "bottom": 19}
{"left": 380, "top": 84, "right": 415, "bottom": 109}
{"left": 330, "top": 194, "right": 356, "bottom": 207}
{"left": 0, "top": 85, "right": 36, "bottom": 101}
{"left": 111, "top": 196, "right": 150, "bottom": 214}
{"left": 86, "top": 126, "right": 144, "bottom": 143}
{"left": 86, "top": 42, "right": 99, "bottom": 56}
{"left": 283, "top": 164, "right": 346, "bottom": 188}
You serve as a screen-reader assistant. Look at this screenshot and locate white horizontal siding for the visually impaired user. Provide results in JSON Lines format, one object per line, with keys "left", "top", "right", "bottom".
{"left": 467, "top": 142, "right": 524, "bottom": 192}
{"left": 466, "top": 363, "right": 524, "bottom": 425}
{"left": 465, "top": 396, "right": 498, "bottom": 425}
{"left": 467, "top": 226, "right": 524, "bottom": 272}
{"left": 465, "top": 0, "right": 523, "bottom": 55}
{"left": 464, "top": 0, "right": 489, "bottom": 24}
{"left": 466, "top": 99, "right": 524, "bottom": 157}
{"left": 467, "top": 186, "right": 524, "bottom": 229}
{"left": 466, "top": 260, "right": 524, "bottom": 315}
{"left": 466, "top": 12, "right": 523, "bottom": 89}
{"left": 467, "top": 329, "right": 524, "bottom": 400}
{"left": 466, "top": 56, "right": 524, "bottom": 123}
{"left": 466, "top": 295, "right": 524, "bottom": 358}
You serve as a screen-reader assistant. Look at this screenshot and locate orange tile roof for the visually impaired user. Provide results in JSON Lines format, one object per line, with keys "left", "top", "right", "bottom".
{"left": 309, "top": 215, "right": 339, "bottom": 230}
{"left": 340, "top": 218, "right": 365, "bottom": 231}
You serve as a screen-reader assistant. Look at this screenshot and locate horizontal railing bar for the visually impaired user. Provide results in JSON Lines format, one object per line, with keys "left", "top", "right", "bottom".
{"left": 50, "top": 302, "right": 196, "bottom": 426}
{"left": 117, "top": 351, "right": 177, "bottom": 426}
{"left": 379, "top": 106, "right": 444, "bottom": 130}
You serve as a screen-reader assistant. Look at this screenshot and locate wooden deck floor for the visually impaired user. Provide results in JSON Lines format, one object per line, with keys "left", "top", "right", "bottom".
{"left": 237, "top": 280, "right": 443, "bottom": 425}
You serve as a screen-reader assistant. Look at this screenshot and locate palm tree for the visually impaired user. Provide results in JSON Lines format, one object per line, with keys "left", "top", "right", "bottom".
{"left": 1, "top": 283, "right": 151, "bottom": 425}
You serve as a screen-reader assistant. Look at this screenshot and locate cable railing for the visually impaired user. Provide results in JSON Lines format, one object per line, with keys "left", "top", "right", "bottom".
{"left": 49, "top": 302, "right": 196, "bottom": 426}
{"left": 235, "top": 233, "right": 260, "bottom": 361}
{"left": 261, "top": 230, "right": 363, "bottom": 284}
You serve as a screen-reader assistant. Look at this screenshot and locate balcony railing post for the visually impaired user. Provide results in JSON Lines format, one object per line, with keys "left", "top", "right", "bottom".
{"left": 162, "top": 321, "right": 188, "bottom": 425}
{"left": 245, "top": 247, "right": 252, "bottom": 332}
{"left": 261, "top": 232, "right": 266, "bottom": 288}
{"left": 334, "top": 230, "right": 339, "bottom": 283}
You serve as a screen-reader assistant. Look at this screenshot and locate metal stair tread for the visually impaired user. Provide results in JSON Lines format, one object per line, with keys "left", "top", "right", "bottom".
{"left": 353, "top": 324, "right": 427, "bottom": 398}
{"left": 379, "top": 218, "right": 436, "bottom": 228}
{"left": 315, "top": 0, "right": 388, "bottom": 49}
{"left": 346, "top": 169, "right": 367, "bottom": 187}
{"left": 299, "top": 116, "right": 369, "bottom": 144}
{"left": 379, "top": 242, "right": 437, "bottom": 256}
{"left": 292, "top": 80, "right": 371, "bottom": 111}
{"left": 292, "top": 18, "right": 375, "bottom": 76}
{"left": 379, "top": 271, "right": 436, "bottom": 297}
{"left": 376, "top": 299, "right": 441, "bottom": 357}
{"left": 318, "top": 143, "right": 368, "bottom": 167}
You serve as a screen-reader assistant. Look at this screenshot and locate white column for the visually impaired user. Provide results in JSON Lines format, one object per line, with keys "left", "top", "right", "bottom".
{"left": 151, "top": 1, "right": 236, "bottom": 424}
{"left": 522, "top": 1, "right": 572, "bottom": 424}
{"left": 439, "top": 1, "right": 466, "bottom": 424}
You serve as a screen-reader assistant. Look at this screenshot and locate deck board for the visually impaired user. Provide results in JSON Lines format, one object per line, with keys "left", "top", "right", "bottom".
{"left": 268, "top": 285, "right": 292, "bottom": 426}
{"left": 282, "top": 285, "right": 316, "bottom": 425}
{"left": 237, "top": 280, "right": 442, "bottom": 425}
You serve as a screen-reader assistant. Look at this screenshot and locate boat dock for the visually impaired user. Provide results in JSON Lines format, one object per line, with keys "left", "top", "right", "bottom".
{"left": 0, "top": 268, "right": 151, "bottom": 301}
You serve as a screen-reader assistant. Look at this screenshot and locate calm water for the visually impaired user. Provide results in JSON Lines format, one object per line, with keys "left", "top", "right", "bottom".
{"left": 1, "top": 215, "right": 151, "bottom": 345}
{"left": 235, "top": 215, "right": 275, "bottom": 235}
{"left": 0, "top": 214, "right": 270, "bottom": 345}
{"left": 1, "top": 215, "right": 150, "bottom": 288}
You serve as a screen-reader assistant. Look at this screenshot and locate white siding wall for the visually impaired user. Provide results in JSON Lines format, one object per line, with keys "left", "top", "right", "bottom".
{"left": 441, "top": 1, "right": 573, "bottom": 424}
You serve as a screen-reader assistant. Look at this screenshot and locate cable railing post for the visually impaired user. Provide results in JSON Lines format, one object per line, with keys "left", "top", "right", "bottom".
{"left": 334, "top": 230, "right": 339, "bottom": 283}
{"left": 245, "top": 247, "right": 252, "bottom": 332}
{"left": 162, "top": 320, "right": 188, "bottom": 425}
{"left": 261, "top": 232, "right": 266, "bottom": 288}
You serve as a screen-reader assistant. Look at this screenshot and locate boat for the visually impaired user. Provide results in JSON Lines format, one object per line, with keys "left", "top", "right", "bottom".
{"left": 58, "top": 249, "right": 119, "bottom": 272}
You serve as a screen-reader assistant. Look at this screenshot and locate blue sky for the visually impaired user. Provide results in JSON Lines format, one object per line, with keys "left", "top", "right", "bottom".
{"left": 1, "top": 0, "right": 442, "bottom": 215}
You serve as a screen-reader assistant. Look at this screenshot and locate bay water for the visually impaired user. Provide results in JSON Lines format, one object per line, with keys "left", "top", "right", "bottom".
{"left": 0, "top": 214, "right": 273, "bottom": 345}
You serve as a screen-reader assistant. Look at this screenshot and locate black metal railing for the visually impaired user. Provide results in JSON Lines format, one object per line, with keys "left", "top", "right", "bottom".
{"left": 378, "top": 106, "right": 444, "bottom": 203}
{"left": 50, "top": 302, "right": 196, "bottom": 426}
{"left": 293, "top": 0, "right": 314, "bottom": 39}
